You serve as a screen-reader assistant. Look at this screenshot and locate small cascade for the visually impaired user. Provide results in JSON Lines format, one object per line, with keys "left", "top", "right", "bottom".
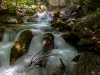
{"left": 2, "top": 28, "right": 17, "bottom": 43}
{"left": 0, "top": 33, "right": 78, "bottom": 75}
{"left": 34, "top": 11, "right": 53, "bottom": 23}
{"left": 0, "top": 11, "right": 78, "bottom": 75}
{"left": 22, "top": 16, "right": 29, "bottom": 23}
{"left": 2, "top": 31, "right": 9, "bottom": 44}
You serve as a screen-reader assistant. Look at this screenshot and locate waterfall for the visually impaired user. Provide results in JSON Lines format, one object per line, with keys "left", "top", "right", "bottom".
{"left": 2, "top": 28, "right": 17, "bottom": 43}
{"left": 0, "top": 11, "right": 78, "bottom": 75}
{"left": 22, "top": 16, "right": 29, "bottom": 23}
{"left": 34, "top": 11, "right": 53, "bottom": 24}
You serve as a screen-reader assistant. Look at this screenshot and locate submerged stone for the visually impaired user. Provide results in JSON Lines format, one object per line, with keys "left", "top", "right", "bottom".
{"left": 10, "top": 30, "right": 33, "bottom": 64}
{"left": 47, "top": 58, "right": 69, "bottom": 75}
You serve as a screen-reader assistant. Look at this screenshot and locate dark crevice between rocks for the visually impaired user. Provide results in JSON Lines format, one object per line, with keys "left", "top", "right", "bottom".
{"left": 0, "top": 28, "right": 4, "bottom": 42}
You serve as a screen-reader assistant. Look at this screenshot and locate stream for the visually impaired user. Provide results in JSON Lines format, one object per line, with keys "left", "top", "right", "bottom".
{"left": 0, "top": 11, "right": 78, "bottom": 75}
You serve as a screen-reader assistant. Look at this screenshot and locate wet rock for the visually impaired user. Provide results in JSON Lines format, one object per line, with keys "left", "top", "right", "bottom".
{"left": 74, "top": 27, "right": 93, "bottom": 38}
{"left": 51, "top": 18, "right": 72, "bottom": 32}
{"left": 27, "top": 16, "right": 36, "bottom": 22}
{"left": 65, "top": 4, "right": 82, "bottom": 19}
{"left": 0, "top": 28, "right": 4, "bottom": 42}
{"left": 72, "top": 12, "right": 100, "bottom": 52}
{"left": 7, "top": 17, "right": 18, "bottom": 24}
{"left": 78, "top": 38, "right": 95, "bottom": 47}
{"left": 42, "top": 33, "right": 54, "bottom": 51}
{"left": 10, "top": 30, "right": 33, "bottom": 64}
{"left": 48, "top": 58, "right": 69, "bottom": 75}
{"left": 71, "top": 51, "right": 100, "bottom": 75}
{"left": 53, "top": 11, "right": 61, "bottom": 20}
{"left": 77, "top": 38, "right": 95, "bottom": 51}
{"left": 48, "top": 0, "right": 67, "bottom": 10}
{"left": 73, "top": 12, "right": 100, "bottom": 36}
{"left": 62, "top": 32, "right": 80, "bottom": 46}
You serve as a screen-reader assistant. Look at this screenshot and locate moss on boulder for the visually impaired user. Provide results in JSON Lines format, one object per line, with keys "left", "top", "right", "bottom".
{"left": 10, "top": 30, "right": 33, "bottom": 64}
{"left": 71, "top": 51, "right": 100, "bottom": 75}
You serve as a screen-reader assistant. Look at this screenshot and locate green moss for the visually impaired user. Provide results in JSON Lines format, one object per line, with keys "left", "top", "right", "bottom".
{"left": 0, "top": 15, "right": 10, "bottom": 23}
{"left": 71, "top": 52, "right": 100, "bottom": 75}
{"left": 78, "top": 0, "right": 100, "bottom": 13}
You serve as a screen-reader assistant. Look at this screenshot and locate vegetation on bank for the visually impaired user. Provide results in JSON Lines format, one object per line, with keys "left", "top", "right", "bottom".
{"left": 78, "top": 0, "right": 100, "bottom": 15}
{"left": 0, "top": 0, "right": 45, "bottom": 24}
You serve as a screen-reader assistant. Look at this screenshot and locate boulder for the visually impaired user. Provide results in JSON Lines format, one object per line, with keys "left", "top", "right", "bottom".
{"left": 62, "top": 32, "right": 80, "bottom": 47}
{"left": 51, "top": 11, "right": 73, "bottom": 32}
{"left": 48, "top": 0, "right": 67, "bottom": 10}
{"left": 72, "top": 12, "right": 100, "bottom": 52}
{"left": 78, "top": 38, "right": 94, "bottom": 47}
{"left": 73, "top": 12, "right": 100, "bottom": 37}
{"left": 7, "top": 17, "right": 18, "bottom": 24}
{"left": 10, "top": 30, "right": 33, "bottom": 64}
{"left": 42, "top": 33, "right": 54, "bottom": 52}
{"left": 48, "top": 58, "right": 69, "bottom": 75}
{"left": 71, "top": 51, "right": 100, "bottom": 75}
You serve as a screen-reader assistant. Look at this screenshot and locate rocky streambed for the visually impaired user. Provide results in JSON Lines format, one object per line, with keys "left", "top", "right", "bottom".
{"left": 50, "top": 5, "right": 100, "bottom": 75}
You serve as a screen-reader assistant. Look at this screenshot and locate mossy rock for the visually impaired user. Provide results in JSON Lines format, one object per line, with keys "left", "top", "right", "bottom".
{"left": 10, "top": 30, "right": 33, "bottom": 64}
{"left": 78, "top": 38, "right": 95, "bottom": 47}
{"left": 62, "top": 32, "right": 79, "bottom": 42}
{"left": 70, "top": 51, "right": 100, "bottom": 75}
{"left": 42, "top": 33, "right": 54, "bottom": 52}
{"left": 73, "top": 12, "right": 100, "bottom": 37}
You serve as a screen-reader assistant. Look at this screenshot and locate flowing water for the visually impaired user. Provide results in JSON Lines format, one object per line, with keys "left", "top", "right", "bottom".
{"left": 0, "top": 11, "right": 78, "bottom": 75}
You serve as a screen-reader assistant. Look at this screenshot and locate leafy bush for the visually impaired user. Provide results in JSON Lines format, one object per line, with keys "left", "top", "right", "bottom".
{"left": 96, "top": 8, "right": 100, "bottom": 12}
{"left": 6, "top": 2, "right": 15, "bottom": 13}
{"left": 25, "top": 2, "right": 33, "bottom": 6}
{"left": 0, "top": 15, "right": 10, "bottom": 23}
{"left": 25, "top": 6, "right": 39, "bottom": 14}
{"left": 78, "top": 0, "right": 100, "bottom": 12}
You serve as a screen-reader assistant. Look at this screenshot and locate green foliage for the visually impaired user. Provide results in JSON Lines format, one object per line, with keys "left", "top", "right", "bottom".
{"left": 78, "top": 0, "right": 100, "bottom": 12}
{"left": 6, "top": 2, "right": 15, "bottom": 13}
{"left": 0, "top": 15, "right": 10, "bottom": 23}
{"left": 96, "top": 8, "right": 100, "bottom": 12}
{"left": 25, "top": 6, "right": 39, "bottom": 14}
{"left": 26, "top": 8, "right": 33, "bottom": 14}
{"left": 17, "top": 0, "right": 27, "bottom": 7}
{"left": 25, "top": 2, "right": 33, "bottom": 6}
